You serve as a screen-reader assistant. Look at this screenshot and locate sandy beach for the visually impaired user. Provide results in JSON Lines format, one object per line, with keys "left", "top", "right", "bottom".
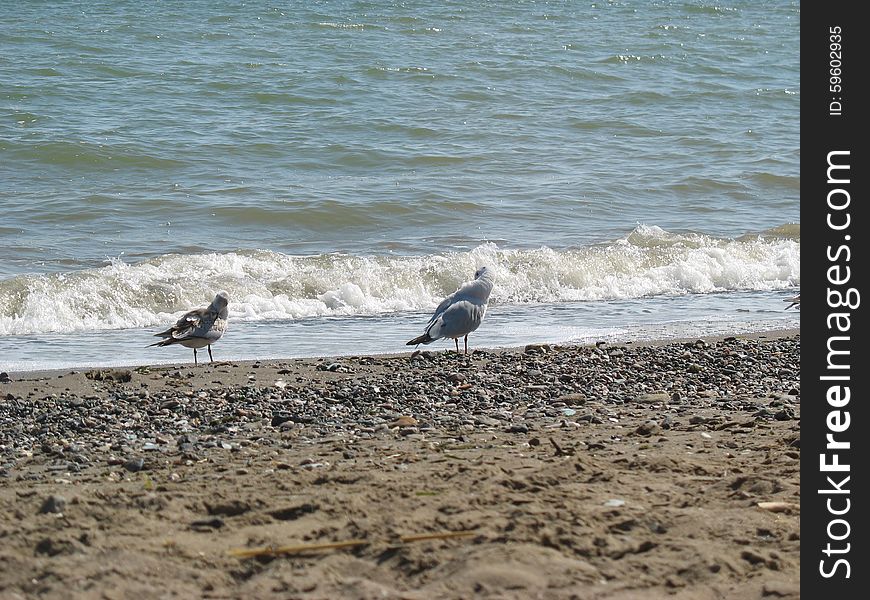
{"left": 0, "top": 331, "right": 799, "bottom": 599}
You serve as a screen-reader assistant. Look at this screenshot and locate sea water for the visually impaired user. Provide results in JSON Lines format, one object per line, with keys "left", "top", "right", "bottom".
{"left": 0, "top": 1, "right": 799, "bottom": 371}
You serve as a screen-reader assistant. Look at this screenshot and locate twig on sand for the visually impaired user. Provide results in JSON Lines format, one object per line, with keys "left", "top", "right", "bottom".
{"left": 550, "top": 437, "right": 574, "bottom": 456}
{"left": 757, "top": 501, "right": 800, "bottom": 513}
{"left": 230, "top": 539, "right": 369, "bottom": 558}
{"left": 229, "top": 530, "right": 477, "bottom": 559}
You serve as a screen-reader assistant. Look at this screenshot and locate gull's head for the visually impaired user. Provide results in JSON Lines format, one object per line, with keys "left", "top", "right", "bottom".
{"left": 213, "top": 291, "right": 230, "bottom": 309}
{"left": 474, "top": 266, "right": 490, "bottom": 280}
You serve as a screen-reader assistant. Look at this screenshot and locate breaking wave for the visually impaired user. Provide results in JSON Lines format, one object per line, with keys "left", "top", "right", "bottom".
{"left": 0, "top": 224, "right": 799, "bottom": 336}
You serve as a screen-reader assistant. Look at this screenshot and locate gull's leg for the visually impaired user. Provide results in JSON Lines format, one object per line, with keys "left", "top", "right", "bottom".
{"left": 193, "top": 348, "right": 198, "bottom": 365}
{"left": 208, "top": 345, "right": 214, "bottom": 363}
{"left": 454, "top": 338, "right": 459, "bottom": 353}
{"left": 464, "top": 334, "right": 469, "bottom": 355}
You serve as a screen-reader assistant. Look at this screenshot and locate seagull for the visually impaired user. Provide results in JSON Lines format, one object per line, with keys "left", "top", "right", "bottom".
{"left": 784, "top": 294, "right": 800, "bottom": 310}
{"left": 149, "top": 291, "right": 229, "bottom": 364}
{"left": 407, "top": 267, "right": 495, "bottom": 354}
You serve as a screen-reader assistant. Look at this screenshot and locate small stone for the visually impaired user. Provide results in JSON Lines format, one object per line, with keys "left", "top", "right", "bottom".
{"left": 633, "top": 421, "right": 661, "bottom": 437}
{"left": 524, "top": 343, "right": 550, "bottom": 354}
{"left": 39, "top": 495, "right": 66, "bottom": 514}
{"left": 205, "top": 501, "right": 251, "bottom": 517}
{"left": 762, "top": 581, "right": 800, "bottom": 597}
{"left": 474, "top": 415, "right": 501, "bottom": 427}
{"left": 35, "top": 538, "right": 72, "bottom": 556}
{"left": 190, "top": 517, "right": 224, "bottom": 531}
{"left": 773, "top": 409, "right": 794, "bottom": 421}
{"left": 506, "top": 424, "right": 529, "bottom": 434}
{"left": 271, "top": 412, "right": 294, "bottom": 427}
{"left": 316, "top": 363, "right": 342, "bottom": 372}
{"left": 390, "top": 416, "right": 418, "bottom": 428}
{"left": 555, "top": 393, "right": 587, "bottom": 405}
{"left": 636, "top": 393, "right": 670, "bottom": 404}
{"left": 123, "top": 457, "right": 145, "bottom": 472}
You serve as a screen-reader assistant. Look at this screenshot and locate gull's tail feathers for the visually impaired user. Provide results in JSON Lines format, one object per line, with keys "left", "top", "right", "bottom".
{"left": 406, "top": 332, "right": 434, "bottom": 346}
{"left": 148, "top": 338, "right": 177, "bottom": 348}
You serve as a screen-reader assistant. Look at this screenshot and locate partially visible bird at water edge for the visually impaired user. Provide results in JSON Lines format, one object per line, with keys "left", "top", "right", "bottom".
{"left": 407, "top": 267, "right": 495, "bottom": 355}
{"left": 149, "top": 292, "right": 229, "bottom": 364}
{"left": 784, "top": 294, "right": 800, "bottom": 310}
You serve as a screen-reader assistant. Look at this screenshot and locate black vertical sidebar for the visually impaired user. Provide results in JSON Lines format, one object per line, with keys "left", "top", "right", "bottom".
{"left": 802, "top": 4, "right": 868, "bottom": 597}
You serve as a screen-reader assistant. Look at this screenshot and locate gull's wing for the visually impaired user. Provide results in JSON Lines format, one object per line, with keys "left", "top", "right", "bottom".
{"left": 427, "top": 290, "right": 459, "bottom": 325}
{"left": 153, "top": 306, "right": 209, "bottom": 340}
{"left": 427, "top": 276, "right": 486, "bottom": 323}
{"left": 427, "top": 299, "right": 486, "bottom": 340}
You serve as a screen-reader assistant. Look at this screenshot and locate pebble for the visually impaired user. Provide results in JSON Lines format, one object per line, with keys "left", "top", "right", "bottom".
{"left": 633, "top": 421, "right": 661, "bottom": 437}
{"left": 636, "top": 393, "right": 670, "bottom": 404}
{"left": 123, "top": 457, "right": 145, "bottom": 472}
{"left": 524, "top": 343, "right": 550, "bottom": 354}
{"left": 555, "top": 393, "right": 587, "bottom": 405}
{"left": 39, "top": 495, "right": 67, "bottom": 514}
{"left": 190, "top": 517, "right": 224, "bottom": 531}
{"left": 390, "top": 416, "right": 419, "bottom": 428}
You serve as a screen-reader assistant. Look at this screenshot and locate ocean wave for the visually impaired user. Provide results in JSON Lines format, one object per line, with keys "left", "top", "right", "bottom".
{"left": 0, "top": 225, "right": 799, "bottom": 336}
{"left": 5, "top": 140, "right": 186, "bottom": 170}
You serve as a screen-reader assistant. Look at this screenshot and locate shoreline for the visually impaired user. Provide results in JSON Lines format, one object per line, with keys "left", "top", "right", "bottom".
{"left": 2, "top": 326, "right": 800, "bottom": 381}
{"left": 0, "top": 328, "right": 800, "bottom": 599}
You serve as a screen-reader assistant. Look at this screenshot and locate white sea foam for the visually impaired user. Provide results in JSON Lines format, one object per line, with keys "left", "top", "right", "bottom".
{"left": 0, "top": 225, "right": 799, "bottom": 336}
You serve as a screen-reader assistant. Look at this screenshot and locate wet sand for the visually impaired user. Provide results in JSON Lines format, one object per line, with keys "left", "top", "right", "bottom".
{"left": 0, "top": 330, "right": 800, "bottom": 599}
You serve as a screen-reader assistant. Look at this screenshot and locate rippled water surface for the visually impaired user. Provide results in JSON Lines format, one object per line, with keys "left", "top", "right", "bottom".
{"left": 0, "top": 1, "right": 800, "bottom": 370}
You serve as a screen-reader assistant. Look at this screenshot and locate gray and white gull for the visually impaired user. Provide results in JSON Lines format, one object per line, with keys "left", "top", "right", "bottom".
{"left": 407, "top": 267, "right": 494, "bottom": 354}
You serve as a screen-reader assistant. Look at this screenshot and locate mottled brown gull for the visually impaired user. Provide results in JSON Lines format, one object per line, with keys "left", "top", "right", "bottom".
{"left": 149, "top": 292, "right": 229, "bottom": 364}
